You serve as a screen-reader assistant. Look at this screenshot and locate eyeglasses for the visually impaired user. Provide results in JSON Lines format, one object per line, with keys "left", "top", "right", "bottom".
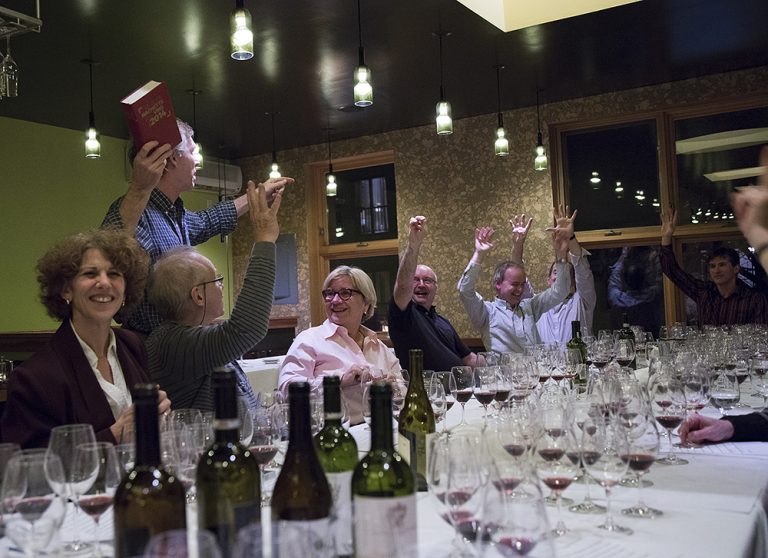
{"left": 413, "top": 277, "right": 437, "bottom": 286}
{"left": 322, "top": 288, "right": 362, "bottom": 301}
{"left": 197, "top": 275, "right": 224, "bottom": 288}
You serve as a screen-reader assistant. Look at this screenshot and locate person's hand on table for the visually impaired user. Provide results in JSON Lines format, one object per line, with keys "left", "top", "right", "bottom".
{"left": 679, "top": 414, "right": 734, "bottom": 444}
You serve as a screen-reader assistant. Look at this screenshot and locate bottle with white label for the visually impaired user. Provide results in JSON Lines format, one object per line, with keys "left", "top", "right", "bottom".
{"left": 271, "top": 381, "right": 333, "bottom": 557}
{"left": 314, "top": 375, "right": 358, "bottom": 558}
{"left": 397, "top": 348, "right": 435, "bottom": 491}
{"left": 353, "top": 381, "right": 417, "bottom": 558}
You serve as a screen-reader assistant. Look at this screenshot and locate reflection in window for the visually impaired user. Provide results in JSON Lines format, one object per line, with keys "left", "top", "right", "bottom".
{"left": 327, "top": 164, "right": 397, "bottom": 245}
{"left": 679, "top": 240, "right": 767, "bottom": 325}
{"left": 563, "top": 120, "right": 660, "bottom": 231}
{"left": 586, "top": 245, "right": 665, "bottom": 337}
{"left": 675, "top": 106, "right": 768, "bottom": 224}
{"left": 329, "top": 255, "right": 399, "bottom": 332}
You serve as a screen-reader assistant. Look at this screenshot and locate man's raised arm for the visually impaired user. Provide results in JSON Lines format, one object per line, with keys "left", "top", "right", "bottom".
{"left": 393, "top": 216, "right": 427, "bottom": 310}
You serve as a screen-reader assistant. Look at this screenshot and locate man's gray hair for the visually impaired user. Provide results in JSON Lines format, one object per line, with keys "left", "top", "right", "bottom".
{"left": 493, "top": 261, "right": 525, "bottom": 286}
{"left": 323, "top": 265, "right": 377, "bottom": 320}
{"left": 148, "top": 246, "right": 211, "bottom": 321}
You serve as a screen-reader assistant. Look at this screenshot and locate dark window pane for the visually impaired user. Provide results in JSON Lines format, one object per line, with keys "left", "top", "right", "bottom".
{"left": 674, "top": 106, "right": 768, "bottom": 224}
{"left": 563, "top": 121, "right": 660, "bottom": 231}
{"left": 328, "top": 164, "right": 397, "bottom": 245}
{"left": 585, "top": 245, "right": 665, "bottom": 337}
{"left": 679, "top": 239, "right": 767, "bottom": 325}
{"left": 329, "top": 255, "right": 399, "bottom": 331}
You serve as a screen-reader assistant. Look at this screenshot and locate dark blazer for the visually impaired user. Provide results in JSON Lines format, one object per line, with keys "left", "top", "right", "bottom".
{"left": 0, "top": 321, "right": 150, "bottom": 448}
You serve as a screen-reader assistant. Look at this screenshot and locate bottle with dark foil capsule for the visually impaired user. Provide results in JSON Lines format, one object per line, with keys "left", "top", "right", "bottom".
{"left": 271, "top": 382, "right": 333, "bottom": 557}
{"left": 113, "top": 384, "right": 186, "bottom": 558}
{"left": 353, "top": 381, "right": 417, "bottom": 558}
{"left": 314, "top": 375, "right": 358, "bottom": 558}
{"left": 197, "top": 369, "right": 261, "bottom": 557}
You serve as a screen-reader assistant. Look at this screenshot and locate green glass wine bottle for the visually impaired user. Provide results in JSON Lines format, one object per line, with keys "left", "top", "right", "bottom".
{"left": 197, "top": 369, "right": 261, "bottom": 557}
{"left": 353, "top": 381, "right": 417, "bottom": 557}
{"left": 314, "top": 375, "right": 358, "bottom": 558}
{"left": 397, "top": 348, "right": 435, "bottom": 491}
{"left": 567, "top": 320, "right": 588, "bottom": 388}
{"left": 271, "top": 381, "right": 333, "bottom": 557}
{"left": 114, "top": 384, "right": 186, "bottom": 558}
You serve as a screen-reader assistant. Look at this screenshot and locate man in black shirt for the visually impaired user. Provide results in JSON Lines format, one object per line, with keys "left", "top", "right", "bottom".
{"left": 389, "top": 216, "right": 479, "bottom": 371}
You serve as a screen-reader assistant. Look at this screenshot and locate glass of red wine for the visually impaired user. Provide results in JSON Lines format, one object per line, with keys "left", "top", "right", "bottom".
{"left": 650, "top": 378, "right": 689, "bottom": 465}
{"left": 74, "top": 442, "right": 121, "bottom": 557}
{"left": 474, "top": 366, "right": 498, "bottom": 425}
{"left": 621, "top": 418, "right": 662, "bottom": 518}
{"left": 250, "top": 413, "right": 280, "bottom": 506}
{"left": 451, "top": 366, "right": 474, "bottom": 426}
{"left": 534, "top": 421, "right": 578, "bottom": 537}
{"left": 487, "top": 476, "right": 553, "bottom": 557}
{"left": 614, "top": 338, "right": 635, "bottom": 370}
{"left": 4, "top": 449, "right": 67, "bottom": 558}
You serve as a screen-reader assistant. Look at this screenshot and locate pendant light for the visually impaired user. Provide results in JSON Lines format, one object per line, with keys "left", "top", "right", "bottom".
{"left": 435, "top": 32, "right": 452, "bottom": 135}
{"left": 83, "top": 59, "right": 100, "bottom": 159}
{"left": 269, "top": 111, "right": 281, "bottom": 178}
{"left": 353, "top": 0, "right": 372, "bottom": 107}
{"left": 534, "top": 88, "right": 548, "bottom": 171}
{"left": 325, "top": 129, "right": 336, "bottom": 197}
{"left": 187, "top": 88, "right": 204, "bottom": 169}
{"left": 230, "top": 0, "right": 254, "bottom": 61}
{"left": 494, "top": 65, "right": 509, "bottom": 157}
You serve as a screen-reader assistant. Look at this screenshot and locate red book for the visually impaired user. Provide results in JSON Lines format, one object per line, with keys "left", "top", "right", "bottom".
{"left": 120, "top": 80, "right": 182, "bottom": 150}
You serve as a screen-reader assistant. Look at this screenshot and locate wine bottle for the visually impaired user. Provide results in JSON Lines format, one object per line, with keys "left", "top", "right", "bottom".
{"left": 397, "top": 348, "right": 435, "bottom": 492}
{"left": 353, "top": 381, "right": 417, "bottom": 558}
{"left": 618, "top": 313, "right": 637, "bottom": 369}
{"left": 197, "top": 369, "right": 261, "bottom": 558}
{"left": 271, "top": 382, "right": 333, "bottom": 557}
{"left": 567, "top": 320, "right": 588, "bottom": 387}
{"left": 114, "top": 384, "right": 186, "bottom": 558}
{"left": 314, "top": 376, "right": 358, "bottom": 558}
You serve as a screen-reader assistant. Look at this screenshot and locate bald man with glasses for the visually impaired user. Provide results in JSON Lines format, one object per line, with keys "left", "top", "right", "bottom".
{"left": 458, "top": 221, "right": 571, "bottom": 354}
{"left": 389, "top": 216, "right": 480, "bottom": 370}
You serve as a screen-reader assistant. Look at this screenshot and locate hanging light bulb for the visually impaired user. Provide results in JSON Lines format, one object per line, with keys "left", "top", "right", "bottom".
{"left": 614, "top": 181, "right": 623, "bottom": 192}
{"left": 353, "top": 0, "right": 373, "bottom": 107}
{"left": 435, "top": 32, "right": 453, "bottom": 135}
{"left": 230, "top": 0, "right": 254, "bottom": 61}
{"left": 326, "top": 129, "right": 337, "bottom": 197}
{"left": 268, "top": 111, "right": 281, "bottom": 178}
{"left": 83, "top": 59, "right": 100, "bottom": 159}
{"left": 493, "top": 65, "right": 509, "bottom": 157}
{"left": 534, "top": 88, "right": 548, "bottom": 171}
{"left": 188, "top": 88, "right": 204, "bottom": 170}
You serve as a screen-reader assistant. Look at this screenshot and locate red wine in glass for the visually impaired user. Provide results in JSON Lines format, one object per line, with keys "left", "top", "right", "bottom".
{"left": 496, "top": 536, "right": 536, "bottom": 556}
{"left": 79, "top": 494, "right": 114, "bottom": 520}
{"left": 455, "top": 388, "right": 473, "bottom": 404}
{"left": 656, "top": 415, "right": 683, "bottom": 430}
{"left": 621, "top": 453, "right": 655, "bottom": 472}
{"left": 495, "top": 389, "right": 511, "bottom": 402}
{"left": 537, "top": 448, "right": 565, "bottom": 462}
{"left": 249, "top": 445, "right": 279, "bottom": 466}
{"left": 504, "top": 444, "right": 526, "bottom": 457}
{"left": 542, "top": 476, "right": 573, "bottom": 492}
{"left": 493, "top": 477, "right": 523, "bottom": 494}
{"left": 475, "top": 390, "right": 496, "bottom": 406}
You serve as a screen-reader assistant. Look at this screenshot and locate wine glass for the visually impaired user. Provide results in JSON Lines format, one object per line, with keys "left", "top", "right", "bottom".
{"left": 474, "top": 366, "right": 498, "bottom": 424}
{"left": 709, "top": 372, "right": 740, "bottom": 417}
{"left": 590, "top": 339, "right": 613, "bottom": 370}
{"left": 2, "top": 450, "right": 66, "bottom": 557}
{"left": 751, "top": 354, "right": 768, "bottom": 409}
{"left": 614, "top": 338, "right": 635, "bottom": 370}
{"left": 451, "top": 366, "right": 474, "bottom": 426}
{"left": 494, "top": 366, "right": 512, "bottom": 408}
{"left": 621, "top": 419, "right": 662, "bottom": 518}
{"left": 46, "top": 423, "right": 97, "bottom": 554}
{"left": 566, "top": 414, "right": 605, "bottom": 515}
{"left": 650, "top": 378, "right": 689, "bottom": 465}
{"left": 360, "top": 380, "right": 373, "bottom": 429}
{"left": 582, "top": 419, "right": 633, "bottom": 535}
{"left": 169, "top": 408, "right": 203, "bottom": 432}
{"left": 488, "top": 426, "right": 529, "bottom": 502}
{"left": 0, "top": 442, "right": 20, "bottom": 536}
{"left": 238, "top": 397, "right": 255, "bottom": 445}
{"left": 427, "top": 379, "right": 448, "bottom": 433}
{"left": 114, "top": 443, "right": 135, "bottom": 476}
{"left": 431, "top": 371, "right": 458, "bottom": 424}
{"left": 533, "top": 425, "right": 578, "bottom": 537}
{"left": 161, "top": 429, "right": 198, "bottom": 503}
{"left": 250, "top": 413, "right": 280, "bottom": 506}
{"left": 564, "top": 348, "right": 586, "bottom": 390}
{"left": 75, "top": 442, "right": 122, "bottom": 557}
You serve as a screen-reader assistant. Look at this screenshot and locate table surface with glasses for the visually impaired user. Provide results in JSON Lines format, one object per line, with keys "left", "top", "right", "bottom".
{"left": 4, "top": 367, "right": 768, "bottom": 558}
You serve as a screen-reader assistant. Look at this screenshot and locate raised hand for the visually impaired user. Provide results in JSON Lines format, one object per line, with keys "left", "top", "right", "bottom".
{"left": 247, "top": 180, "right": 282, "bottom": 243}
{"left": 660, "top": 206, "right": 677, "bottom": 245}
{"left": 509, "top": 214, "right": 533, "bottom": 244}
{"left": 546, "top": 205, "right": 577, "bottom": 239}
{"left": 249, "top": 177, "right": 294, "bottom": 206}
{"left": 131, "top": 141, "right": 173, "bottom": 193}
{"left": 408, "top": 215, "right": 428, "bottom": 246}
{"left": 474, "top": 226, "right": 495, "bottom": 254}
{"left": 731, "top": 146, "right": 768, "bottom": 249}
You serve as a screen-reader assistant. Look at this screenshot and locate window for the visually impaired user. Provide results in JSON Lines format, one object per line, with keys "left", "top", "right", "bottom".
{"left": 551, "top": 94, "right": 768, "bottom": 327}
{"left": 306, "top": 150, "right": 399, "bottom": 326}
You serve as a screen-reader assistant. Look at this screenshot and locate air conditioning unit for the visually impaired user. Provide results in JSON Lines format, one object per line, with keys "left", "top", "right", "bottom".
{"left": 195, "top": 157, "right": 243, "bottom": 196}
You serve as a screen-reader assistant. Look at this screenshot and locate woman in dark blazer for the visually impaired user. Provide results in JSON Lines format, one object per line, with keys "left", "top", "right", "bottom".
{"left": 1, "top": 229, "right": 170, "bottom": 448}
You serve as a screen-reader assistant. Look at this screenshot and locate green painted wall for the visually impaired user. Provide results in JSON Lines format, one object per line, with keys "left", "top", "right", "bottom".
{"left": 0, "top": 116, "right": 233, "bottom": 332}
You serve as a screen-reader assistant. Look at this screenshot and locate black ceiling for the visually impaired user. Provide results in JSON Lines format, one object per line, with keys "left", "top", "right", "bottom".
{"left": 1, "top": 0, "right": 768, "bottom": 160}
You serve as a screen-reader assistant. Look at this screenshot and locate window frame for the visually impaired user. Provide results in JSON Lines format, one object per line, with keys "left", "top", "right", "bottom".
{"left": 550, "top": 93, "right": 768, "bottom": 326}
{"left": 305, "top": 150, "right": 398, "bottom": 325}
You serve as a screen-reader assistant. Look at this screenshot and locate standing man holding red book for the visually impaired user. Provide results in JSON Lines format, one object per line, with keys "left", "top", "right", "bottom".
{"left": 103, "top": 119, "right": 292, "bottom": 335}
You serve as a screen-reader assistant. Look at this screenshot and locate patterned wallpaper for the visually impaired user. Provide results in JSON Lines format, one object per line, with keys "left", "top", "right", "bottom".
{"left": 232, "top": 66, "right": 768, "bottom": 338}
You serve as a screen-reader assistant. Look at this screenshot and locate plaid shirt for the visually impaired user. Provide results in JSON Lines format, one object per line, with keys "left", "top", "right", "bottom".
{"left": 102, "top": 188, "right": 237, "bottom": 334}
{"left": 660, "top": 245, "right": 768, "bottom": 326}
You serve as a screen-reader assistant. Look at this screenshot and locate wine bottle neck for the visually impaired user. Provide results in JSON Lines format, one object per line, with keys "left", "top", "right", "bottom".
{"left": 288, "top": 392, "right": 314, "bottom": 451}
{"left": 134, "top": 397, "right": 161, "bottom": 467}
{"left": 322, "top": 380, "right": 343, "bottom": 425}
{"left": 214, "top": 419, "right": 241, "bottom": 443}
{"left": 370, "top": 393, "right": 394, "bottom": 451}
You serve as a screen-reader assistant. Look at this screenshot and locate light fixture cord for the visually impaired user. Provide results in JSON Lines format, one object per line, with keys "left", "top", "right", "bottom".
{"left": 271, "top": 112, "right": 278, "bottom": 162}
{"left": 327, "top": 129, "right": 333, "bottom": 173}
{"left": 536, "top": 88, "right": 542, "bottom": 133}
{"left": 496, "top": 65, "right": 504, "bottom": 127}
{"left": 357, "top": 0, "right": 363, "bottom": 49}
{"left": 88, "top": 61, "right": 96, "bottom": 127}
{"left": 439, "top": 33, "right": 445, "bottom": 101}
